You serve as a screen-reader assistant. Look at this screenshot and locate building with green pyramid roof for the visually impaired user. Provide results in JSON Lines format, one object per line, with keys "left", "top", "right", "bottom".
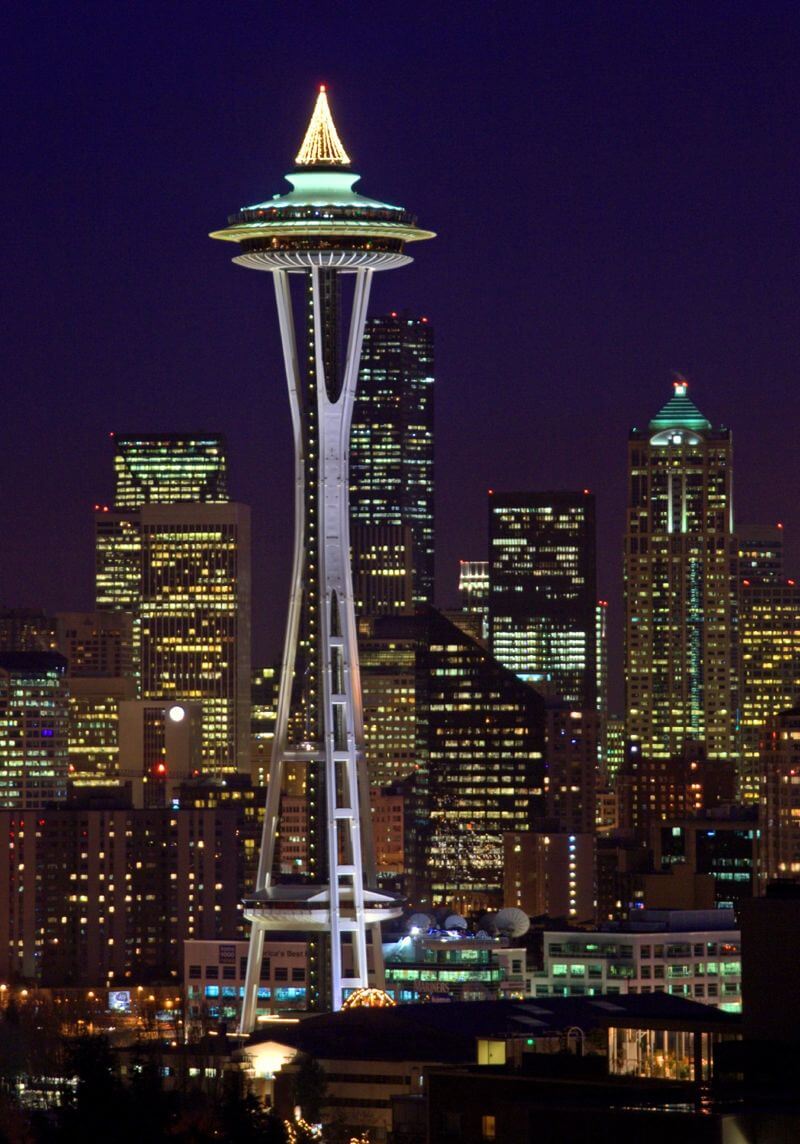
{"left": 625, "top": 378, "right": 738, "bottom": 767}
{"left": 648, "top": 376, "right": 712, "bottom": 434}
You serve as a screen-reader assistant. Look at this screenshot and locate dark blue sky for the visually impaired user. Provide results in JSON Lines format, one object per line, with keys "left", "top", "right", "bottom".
{"left": 3, "top": 2, "right": 800, "bottom": 704}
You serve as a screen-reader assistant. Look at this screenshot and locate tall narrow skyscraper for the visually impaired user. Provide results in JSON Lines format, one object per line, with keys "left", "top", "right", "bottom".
{"left": 55, "top": 611, "right": 135, "bottom": 785}
{"left": 350, "top": 312, "right": 435, "bottom": 605}
{"left": 489, "top": 490, "right": 597, "bottom": 709}
{"left": 95, "top": 435, "right": 251, "bottom": 777}
{"left": 625, "top": 379, "right": 738, "bottom": 761}
{"left": 738, "top": 524, "right": 800, "bottom": 803}
{"left": 211, "top": 87, "right": 433, "bottom": 1022}
{"left": 458, "top": 560, "right": 489, "bottom": 640}
{"left": 760, "top": 704, "right": 800, "bottom": 883}
{"left": 0, "top": 652, "right": 69, "bottom": 808}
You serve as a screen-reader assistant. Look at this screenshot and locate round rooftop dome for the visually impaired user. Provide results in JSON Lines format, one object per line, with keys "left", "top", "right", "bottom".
{"left": 342, "top": 987, "right": 396, "bottom": 1010}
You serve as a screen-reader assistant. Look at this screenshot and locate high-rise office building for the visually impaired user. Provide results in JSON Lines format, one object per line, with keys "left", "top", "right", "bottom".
{"left": 95, "top": 436, "right": 252, "bottom": 778}
{"left": 489, "top": 491, "right": 597, "bottom": 709}
{"left": 605, "top": 714, "right": 626, "bottom": 783}
{"left": 0, "top": 651, "right": 69, "bottom": 807}
{"left": 423, "top": 608, "right": 546, "bottom": 910}
{"left": 595, "top": 598, "right": 609, "bottom": 768}
{"left": 625, "top": 379, "right": 738, "bottom": 760}
{"left": 544, "top": 701, "right": 600, "bottom": 836}
{"left": 760, "top": 705, "right": 800, "bottom": 883}
{"left": 251, "top": 666, "right": 279, "bottom": 787}
{"left": 351, "top": 312, "right": 435, "bottom": 606}
{"left": 112, "top": 433, "right": 228, "bottom": 508}
{"left": 458, "top": 560, "right": 489, "bottom": 640}
{"left": 738, "top": 525, "right": 800, "bottom": 803}
{"left": 137, "top": 503, "right": 251, "bottom": 776}
{"left": 595, "top": 599, "right": 608, "bottom": 717}
{"left": 367, "top": 609, "right": 547, "bottom": 911}
{"left": 95, "top": 509, "right": 142, "bottom": 619}
{"left": 738, "top": 523, "right": 785, "bottom": 583}
{"left": 55, "top": 611, "right": 135, "bottom": 785}
{"left": 358, "top": 619, "right": 419, "bottom": 788}
{"left": 351, "top": 522, "right": 414, "bottom": 617}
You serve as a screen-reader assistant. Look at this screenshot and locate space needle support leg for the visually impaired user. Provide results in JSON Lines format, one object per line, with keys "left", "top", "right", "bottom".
{"left": 337, "top": 271, "right": 386, "bottom": 990}
{"left": 314, "top": 265, "right": 374, "bottom": 1009}
{"left": 239, "top": 268, "right": 305, "bottom": 1036}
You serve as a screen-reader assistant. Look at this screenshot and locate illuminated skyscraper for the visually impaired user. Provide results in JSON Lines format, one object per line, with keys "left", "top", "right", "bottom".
{"left": 351, "top": 522, "right": 414, "bottom": 617}
{"left": 358, "top": 618, "right": 418, "bottom": 788}
{"left": 137, "top": 504, "right": 251, "bottom": 776}
{"left": 738, "top": 523, "right": 784, "bottom": 584}
{"left": 489, "top": 490, "right": 597, "bottom": 708}
{"left": 625, "top": 378, "right": 738, "bottom": 760}
{"left": 113, "top": 433, "right": 227, "bottom": 508}
{"left": 95, "top": 437, "right": 251, "bottom": 778}
{"left": 55, "top": 612, "right": 135, "bottom": 785}
{"left": 760, "top": 705, "right": 800, "bottom": 883}
{"left": 211, "top": 87, "right": 433, "bottom": 1020}
{"left": 250, "top": 665, "right": 279, "bottom": 787}
{"left": 738, "top": 524, "right": 800, "bottom": 803}
{"left": 595, "top": 598, "right": 609, "bottom": 768}
{"left": 0, "top": 651, "right": 69, "bottom": 808}
{"left": 351, "top": 312, "right": 435, "bottom": 605}
{"left": 95, "top": 509, "right": 142, "bottom": 619}
{"left": 458, "top": 560, "right": 489, "bottom": 640}
{"left": 359, "top": 609, "right": 547, "bottom": 911}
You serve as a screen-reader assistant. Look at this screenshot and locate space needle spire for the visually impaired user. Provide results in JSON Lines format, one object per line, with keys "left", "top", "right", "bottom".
{"left": 295, "top": 84, "right": 351, "bottom": 166}
{"left": 211, "top": 86, "right": 434, "bottom": 1028}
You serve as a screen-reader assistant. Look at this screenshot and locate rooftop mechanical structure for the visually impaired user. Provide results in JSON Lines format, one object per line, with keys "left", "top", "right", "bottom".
{"left": 211, "top": 87, "right": 433, "bottom": 1029}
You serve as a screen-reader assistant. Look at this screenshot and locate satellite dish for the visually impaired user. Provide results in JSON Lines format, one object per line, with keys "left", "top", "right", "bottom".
{"left": 407, "top": 913, "right": 432, "bottom": 934}
{"left": 495, "top": 907, "right": 530, "bottom": 938}
{"left": 444, "top": 914, "right": 468, "bottom": 930}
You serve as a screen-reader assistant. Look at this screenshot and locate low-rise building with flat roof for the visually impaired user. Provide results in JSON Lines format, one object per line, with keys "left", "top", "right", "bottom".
{"left": 529, "top": 909, "right": 741, "bottom": 1012}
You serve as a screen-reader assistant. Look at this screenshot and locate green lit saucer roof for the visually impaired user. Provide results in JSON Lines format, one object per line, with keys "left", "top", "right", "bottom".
{"left": 210, "top": 85, "right": 435, "bottom": 248}
{"left": 649, "top": 378, "right": 712, "bottom": 432}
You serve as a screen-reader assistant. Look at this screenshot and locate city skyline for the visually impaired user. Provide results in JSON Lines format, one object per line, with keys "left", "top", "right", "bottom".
{"left": 4, "top": 11, "right": 800, "bottom": 1132}
{"left": 4, "top": 6, "right": 800, "bottom": 712}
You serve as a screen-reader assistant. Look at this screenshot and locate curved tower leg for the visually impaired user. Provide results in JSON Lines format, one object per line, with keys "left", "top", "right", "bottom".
{"left": 240, "top": 270, "right": 306, "bottom": 1034}
{"left": 314, "top": 265, "right": 374, "bottom": 1005}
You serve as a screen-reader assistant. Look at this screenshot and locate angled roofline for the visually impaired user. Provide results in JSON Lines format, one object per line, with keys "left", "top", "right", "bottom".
{"left": 295, "top": 85, "right": 351, "bottom": 167}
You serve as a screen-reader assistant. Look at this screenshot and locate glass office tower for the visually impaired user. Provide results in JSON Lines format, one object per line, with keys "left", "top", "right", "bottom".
{"left": 624, "top": 379, "right": 738, "bottom": 761}
{"left": 95, "top": 435, "right": 251, "bottom": 777}
{"left": 351, "top": 313, "right": 435, "bottom": 605}
{"left": 489, "top": 490, "right": 597, "bottom": 709}
{"left": 113, "top": 433, "right": 228, "bottom": 508}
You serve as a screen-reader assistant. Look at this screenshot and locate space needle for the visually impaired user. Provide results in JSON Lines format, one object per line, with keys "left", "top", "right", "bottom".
{"left": 211, "top": 86, "right": 434, "bottom": 1028}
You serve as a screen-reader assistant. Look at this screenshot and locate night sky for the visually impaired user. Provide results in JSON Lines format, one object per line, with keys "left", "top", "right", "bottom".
{"left": 4, "top": 2, "right": 800, "bottom": 707}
